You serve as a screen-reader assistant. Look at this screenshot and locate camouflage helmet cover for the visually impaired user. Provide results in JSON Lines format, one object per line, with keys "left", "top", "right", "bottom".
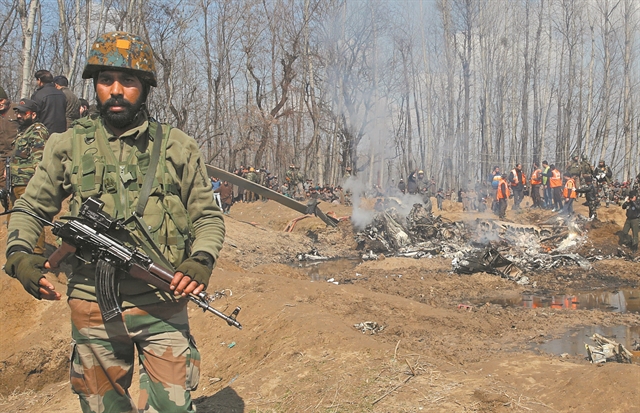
{"left": 82, "top": 31, "right": 157, "bottom": 87}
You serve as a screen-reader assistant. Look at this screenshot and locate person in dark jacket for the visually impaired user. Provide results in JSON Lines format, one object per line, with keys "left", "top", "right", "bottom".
{"left": 576, "top": 175, "right": 598, "bottom": 219}
{"left": 30, "top": 70, "right": 67, "bottom": 133}
{"left": 620, "top": 190, "right": 640, "bottom": 251}
{"left": 215, "top": 180, "right": 234, "bottom": 213}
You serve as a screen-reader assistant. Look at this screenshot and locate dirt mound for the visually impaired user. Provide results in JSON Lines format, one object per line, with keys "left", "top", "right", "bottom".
{"left": 0, "top": 199, "right": 638, "bottom": 413}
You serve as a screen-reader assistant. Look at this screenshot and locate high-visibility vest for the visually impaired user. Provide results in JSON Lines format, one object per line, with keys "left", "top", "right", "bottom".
{"left": 510, "top": 169, "right": 527, "bottom": 187}
{"left": 549, "top": 170, "right": 562, "bottom": 188}
{"left": 497, "top": 179, "right": 510, "bottom": 200}
{"left": 563, "top": 178, "right": 577, "bottom": 198}
{"left": 542, "top": 166, "right": 550, "bottom": 185}
{"left": 530, "top": 169, "right": 542, "bottom": 185}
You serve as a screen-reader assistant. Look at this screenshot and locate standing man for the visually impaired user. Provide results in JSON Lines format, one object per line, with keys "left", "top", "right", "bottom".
{"left": 4, "top": 32, "right": 225, "bottom": 413}
{"left": 496, "top": 174, "right": 510, "bottom": 219}
{"left": 215, "top": 180, "right": 233, "bottom": 214}
{"left": 8, "top": 98, "right": 48, "bottom": 253}
{"left": 508, "top": 163, "right": 526, "bottom": 210}
{"left": 576, "top": 175, "right": 598, "bottom": 220}
{"left": 549, "top": 164, "right": 564, "bottom": 212}
{"left": 620, "top": 190, "right": 640, "bottom": 252}
{"left": 563, "top": 173, "right": 578, "bottom": 214}
{"left": 53, "top": 75, "right": 81, "bottom": 128}
{"left": 541, "top": 160, "right": 552, "bottom": 209}
{"left": 530, "top": 162, "right": 543, "bottom": 208}
{"left": 593, "top": 160, "right": 613, "bottom": 207}
{"left": 30, "top": 70, "right": 67, "bottom": 133}
{"left": 398, "top": 178, "right": 406, "bottom": 194}
{"left": 0, "top": 86, "right": 18, "bottom": 189}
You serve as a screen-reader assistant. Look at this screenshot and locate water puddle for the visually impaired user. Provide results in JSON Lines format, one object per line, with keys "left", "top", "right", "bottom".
{"left": 293, "top": 258, "right": 361, "bottom": 282}
{"left": 533, "top": 325, "right": 640, "bottom": 359}
{"left": 474, "top": 289, "right": 639, "bottom": 314}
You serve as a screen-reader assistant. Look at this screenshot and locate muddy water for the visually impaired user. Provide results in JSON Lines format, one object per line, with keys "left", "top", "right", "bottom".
{"left": 478, "top": 289, "right": 640, "bottom": 314}
{"left": 533, "top": 325, "right": 640, "bottom": 358}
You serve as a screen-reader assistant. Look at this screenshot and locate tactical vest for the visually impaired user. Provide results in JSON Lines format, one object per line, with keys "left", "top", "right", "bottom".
{"left": 68, "top": 116, "right": 194, "bottom": 271}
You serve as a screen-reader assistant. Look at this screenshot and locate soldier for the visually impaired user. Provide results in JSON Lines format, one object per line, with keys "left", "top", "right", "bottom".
{"left": 4, "top": 32, "right": 225, "bottom": 413}
{"left": 245, "top": 166, "right": 257, "bottom": 202}
{"left": 0, "top": 86, "right": 19, "bottom": 188}
{"left": 576, "top": 175, "right": 598, "bottom": 220}
{"left": 8, "top": 99, "right": 48, "bottom": 253}
{"left": 593, "top": 160, "right": 613, "bottom": 207}
{"left": 620, "top": 190, "right": 640, "bottom": 252}
{"left": 565, "top": 154, "right": 582, "bottom": 179}
{"left": 579, "top": 155, "right": 593, "bottom": 186}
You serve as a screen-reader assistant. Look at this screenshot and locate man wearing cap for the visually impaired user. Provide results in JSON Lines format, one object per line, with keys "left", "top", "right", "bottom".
{"left": 620, "top": 190, "right": 640, "bottom": 252}
{"left": 8, "top": 98, "right": 48, "bottom": 253}
{"left": 30, "top": 69, "right": 67, "bottom": 133}
{"left": 4, "top": 32, "right": 225, "bottom": 413}
{"left": 53, "top": 75, "right": 81, "bottom": 128}
{"left": 0, "top": 86, "right": 19, "bottom": 189}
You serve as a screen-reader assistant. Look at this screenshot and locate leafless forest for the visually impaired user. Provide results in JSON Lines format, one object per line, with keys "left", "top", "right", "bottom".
{"left": 1, "top": 0, "right": 639, "bottom": 190}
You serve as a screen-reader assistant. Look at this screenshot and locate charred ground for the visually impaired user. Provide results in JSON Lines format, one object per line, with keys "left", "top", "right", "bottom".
{"left": 0, "top": 198, "right": 638, "bottom": 412}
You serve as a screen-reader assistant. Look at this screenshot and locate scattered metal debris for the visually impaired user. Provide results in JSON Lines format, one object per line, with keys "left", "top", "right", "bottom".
{"left": 585, "top": 333, "right": 633, "bottom": 364}
{"left": 354, "top": 321, "right": 385, "bottom": 334}
{"left": 297, "top": 248, "right": 329, "bottom": 261}
{"left": 355, "top": 206, "right": 596, "bottom": 281}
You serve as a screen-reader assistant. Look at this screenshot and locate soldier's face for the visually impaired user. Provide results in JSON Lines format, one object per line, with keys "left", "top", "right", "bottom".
{"left": 0, "top": 98, "right": 9, "bottom": 113}
{"left": 15, "top": 110, "right": 35, "bottom": 127}
{"left": 96, "top": 70, "right": 145, "bottom": 130}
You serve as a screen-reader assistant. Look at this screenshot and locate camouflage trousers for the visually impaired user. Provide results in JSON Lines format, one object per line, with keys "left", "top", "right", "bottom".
{"left": 69, "top": 298, "right": 200, "bottom": 413}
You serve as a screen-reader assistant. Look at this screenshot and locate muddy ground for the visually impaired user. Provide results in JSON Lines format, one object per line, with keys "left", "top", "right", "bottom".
{"left": 0, "top": 196, "right": 638, "bottom": 412}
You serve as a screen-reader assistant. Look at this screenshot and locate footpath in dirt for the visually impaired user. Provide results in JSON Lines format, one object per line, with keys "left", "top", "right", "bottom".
{"left": 0, "top": 197, "right": 638, "bottom": 413}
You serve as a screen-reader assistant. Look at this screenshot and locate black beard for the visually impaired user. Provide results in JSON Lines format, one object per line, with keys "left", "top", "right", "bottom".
{"left": 97, "top": 96, "right": 144, "bottom": 129}
{"left": 17, "top": 117, "right": 34, "bottom": 129}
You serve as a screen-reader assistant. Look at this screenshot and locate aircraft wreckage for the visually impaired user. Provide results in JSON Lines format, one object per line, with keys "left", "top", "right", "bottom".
{"left": 351, "top": 200, "right": 610, "bottom": 284}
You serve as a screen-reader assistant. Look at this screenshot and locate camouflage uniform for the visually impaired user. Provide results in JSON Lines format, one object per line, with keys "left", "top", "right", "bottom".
{"left": 9, "top": 121, "right": 47, "bottom": 187}
{"left": 8, "top": 121, "right": 47, "bottom": 253}
{"left": 6, "top": 32, "right": 224, "bottom": 413}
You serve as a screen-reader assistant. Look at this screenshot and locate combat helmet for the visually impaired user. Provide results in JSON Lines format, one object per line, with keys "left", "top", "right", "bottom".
{"left": 82, "top": 32, "right": 157, "bottom": 87}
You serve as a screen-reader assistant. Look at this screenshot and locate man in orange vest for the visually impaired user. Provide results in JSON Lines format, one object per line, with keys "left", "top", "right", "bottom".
{"left": 530, "top": 162, "right": 543, "bottom": 208}
{"left": 496, "top": 174, "right": 510, "bottom": 219}
{"left": 549, "top": 164, "right": 564, "bottom": 212}
{"left": 508, "top": 163, "right": 527, "bottom": 210}
{"left": 563, "top": 173, "right": 578, "bottom": 214}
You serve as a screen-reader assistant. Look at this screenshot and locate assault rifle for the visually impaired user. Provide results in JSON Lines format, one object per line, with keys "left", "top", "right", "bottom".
{"left": 4, "top": 197, "right": 242, "bottom": 329}
{"left": 0, "top": 156, "right": 10, "bottom": 211}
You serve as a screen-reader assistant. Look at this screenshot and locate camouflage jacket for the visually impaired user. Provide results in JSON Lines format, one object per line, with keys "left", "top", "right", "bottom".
{"left": 10, "top": 122, "right": 48, "bottom": 186}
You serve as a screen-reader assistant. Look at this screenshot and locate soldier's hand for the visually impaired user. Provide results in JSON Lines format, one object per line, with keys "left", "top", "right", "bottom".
{"left": 172, "top": 254, "right": 213, "bottom": 297}
{"left": 4, "top": 252, "right": 61, "bottom": 300}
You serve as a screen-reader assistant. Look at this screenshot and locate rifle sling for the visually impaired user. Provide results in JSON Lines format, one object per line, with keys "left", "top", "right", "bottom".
{"left": 128, "top": 123, "right": 175, "bottom": 271}
{"left": 136, "top": 122, "right": 163, "bottom": 217}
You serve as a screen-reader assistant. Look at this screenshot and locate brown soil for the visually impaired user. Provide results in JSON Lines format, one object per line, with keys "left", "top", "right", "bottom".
{"left": 0, "top": 198, "right": 638, "bottom": 412}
